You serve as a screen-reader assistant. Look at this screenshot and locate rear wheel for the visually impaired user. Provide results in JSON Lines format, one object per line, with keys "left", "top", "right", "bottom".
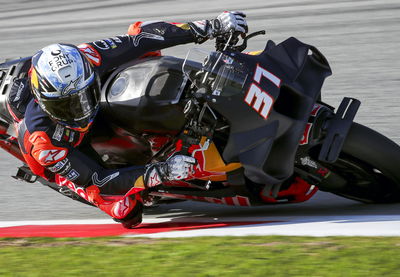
{"left": 318, "top": 123, "right": 400, "bottom": 203}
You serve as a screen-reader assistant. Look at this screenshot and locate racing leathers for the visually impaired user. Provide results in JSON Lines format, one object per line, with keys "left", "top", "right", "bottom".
{"left": 15, "top": 20, "right": 216, "bottom": 228}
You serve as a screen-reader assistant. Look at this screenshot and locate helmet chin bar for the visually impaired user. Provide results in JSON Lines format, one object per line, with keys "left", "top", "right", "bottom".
{"left": 55, "top": 118, "right": 93, "bottom": 132}
{"left": 48, "top": 108, "right": 97, "bottom": 133}
{"left": 66, "top": 121, "right": 93, "bottom": 133}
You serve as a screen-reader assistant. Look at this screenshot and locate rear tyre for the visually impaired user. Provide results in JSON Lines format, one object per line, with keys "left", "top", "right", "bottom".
{"left": 319, "top": 123, "right": 400, "bottom": 203}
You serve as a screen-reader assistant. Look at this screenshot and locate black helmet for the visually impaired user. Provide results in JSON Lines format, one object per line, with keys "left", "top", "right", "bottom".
{"left": 30, "top": 43, "right": 100, "bottom": 131}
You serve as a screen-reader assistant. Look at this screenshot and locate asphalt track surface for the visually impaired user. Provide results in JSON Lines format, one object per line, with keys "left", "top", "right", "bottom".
{"left": 0, "top": 0, "right": 399, "bottom": 234}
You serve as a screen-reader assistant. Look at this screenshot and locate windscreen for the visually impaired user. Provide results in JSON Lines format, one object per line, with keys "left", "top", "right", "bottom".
{"left": 182, "top": 49, "right": 249, "bottom": 97}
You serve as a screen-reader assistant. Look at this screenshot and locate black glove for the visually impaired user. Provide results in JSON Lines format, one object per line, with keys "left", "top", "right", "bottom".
{"left": 144, "top": 155, "right": 196, "bottom": 188}
{"left": 189, "top": 11, "right": 248, "bottom": 43}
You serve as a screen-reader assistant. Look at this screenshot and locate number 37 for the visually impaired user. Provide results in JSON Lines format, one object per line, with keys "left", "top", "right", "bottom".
{"left": 244, "top": 64, "right": 281, "bottom": 119}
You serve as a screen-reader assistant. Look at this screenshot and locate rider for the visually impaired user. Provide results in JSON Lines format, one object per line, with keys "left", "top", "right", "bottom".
{"left": 9, "top": 12, "right": 248, "bottom": 228}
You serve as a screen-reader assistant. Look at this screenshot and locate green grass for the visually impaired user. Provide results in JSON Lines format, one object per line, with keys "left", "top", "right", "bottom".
{"left": 0, "top": 236, "right": 399, "bottom": 277}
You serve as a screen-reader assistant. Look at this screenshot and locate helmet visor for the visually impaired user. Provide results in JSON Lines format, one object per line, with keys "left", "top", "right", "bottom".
{"left": 40, "top": 82, "right": 100, "bottom": 128}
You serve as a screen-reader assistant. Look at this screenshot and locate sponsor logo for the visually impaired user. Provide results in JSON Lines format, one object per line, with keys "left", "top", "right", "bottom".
{"left": 91, "top": 172, "right": 120, "bottom": 187}
{"left": 13, "top": 81, "right": 25, "bottom": 102}
{"left": 59, "top": 162, "right": 71, "bottom": 175}
{"left": 66, "top": 169, "right": 80, "bottom": 181}
{"left": 68, "top": 130, "right": 75, "bottom": 143}
{"left": 48, "top": 158, "right": 69, "bottom": 173}
{"left": 94, "top": 38, "right": 118, "bottom": 50}
{"left": 244, "top": 64, "right": 281, "bottom": 119}
{"left": 93, "top": 40, "right": 110, "bottom": 50}
{"left": 52, "top": 124, "right": 64, "bottom": 141}
{"left": 48, "top": 53, "right": 74, "bottom": 72}
{"left": 112, "top": 197, "right": 131, "bottom": 218}
{"left": 105, "top": 39, "right": 117, "bottom": 49}
{"left": 62, "top": 129, "right": 76, "bottom": 144}
{"left": 38, "top": 149, "right": 67, "bottom": 164}
{"left": 51, "top": 50, "right": 61, "bottom": 56}
{"left": 62, "top": 76, "right": 81, "bottom": 95}
{"left": 148, "top": 170, "right": 160, "bottom": 187}
{"left": 222, "top": 56, "right": 234, "bottom": 65}
{"left": 131, "top": 32, "right": 164, "bottom": 47}
{"left": 56, "top": 175, "right": 89, "bottom": 201}
{"left": 78, "top": 44, "right": 102, "bottom": 66}
{"left": 300, "top": 156, "right": 318, "bottom": 169}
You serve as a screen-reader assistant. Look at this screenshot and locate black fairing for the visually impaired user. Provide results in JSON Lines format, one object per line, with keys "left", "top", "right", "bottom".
{"left": 0, "top": 57, "right": 32, "bottom": 124}
{"left": 101, "top": 56, "right": 188, "bottom": 135}
{"left": 100, "top": 38, "right": 332, "bottom": 186}
{"left": 209, "top": 37, "right": 332, "bottom": 185}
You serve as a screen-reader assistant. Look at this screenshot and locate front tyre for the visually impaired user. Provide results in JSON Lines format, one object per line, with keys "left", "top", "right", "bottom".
{"left": 320, "top": 123, "right": 400, "bottom": 203}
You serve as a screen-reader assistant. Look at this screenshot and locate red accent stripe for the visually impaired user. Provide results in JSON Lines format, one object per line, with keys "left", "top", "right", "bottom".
{"left": 237, "top": 196, "right": 250, "bottom": 206}
{"left": 211, "top": 198, "right": 224, "bottom": 204}
{"left": 224, "top": 197, "right": 235, "bottom": 205}
{"left": 0, "top": 221, "right": 279, "bottom": 238}
{"left": 127, "top": 21, "right": 142, "bottom": 35}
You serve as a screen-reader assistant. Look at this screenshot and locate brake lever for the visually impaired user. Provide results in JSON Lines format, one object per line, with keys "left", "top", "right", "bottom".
{"left": 232, "top": 30, "right": 266, "bottom": 52}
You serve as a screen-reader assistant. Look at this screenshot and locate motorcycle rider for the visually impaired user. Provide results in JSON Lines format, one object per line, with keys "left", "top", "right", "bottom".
{"left": 9, "top": 12, "right": 248, "bottom": 228}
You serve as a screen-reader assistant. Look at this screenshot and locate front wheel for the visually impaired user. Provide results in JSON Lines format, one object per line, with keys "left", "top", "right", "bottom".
{"left": 317, "top": 123, "right": 400, "bottom": 203}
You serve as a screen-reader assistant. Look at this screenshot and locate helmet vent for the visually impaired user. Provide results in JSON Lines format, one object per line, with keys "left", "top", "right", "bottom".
{"left": 58, "top": 65, "right": 74, "bottom": 82}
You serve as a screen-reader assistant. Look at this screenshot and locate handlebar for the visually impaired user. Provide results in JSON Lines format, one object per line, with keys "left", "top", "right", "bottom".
{"left": 215, "top": 30, "right": 266, "bottom": 52}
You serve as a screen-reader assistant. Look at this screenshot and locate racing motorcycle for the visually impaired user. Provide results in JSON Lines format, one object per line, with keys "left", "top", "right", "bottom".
{"left": 1, "top": 30, "right": 400, "bottom": 211}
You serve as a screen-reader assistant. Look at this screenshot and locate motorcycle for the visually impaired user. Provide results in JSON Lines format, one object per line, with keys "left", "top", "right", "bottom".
{"left": 1, "top": 30, "right": 400, "bottom": 213}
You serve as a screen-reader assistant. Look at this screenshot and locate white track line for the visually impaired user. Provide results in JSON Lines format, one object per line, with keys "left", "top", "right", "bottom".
{"left": 1, "top": 215, "right": 400, "bottom": 237}
{"left": 129, "top": 215, "right": 400, "bottom": 237}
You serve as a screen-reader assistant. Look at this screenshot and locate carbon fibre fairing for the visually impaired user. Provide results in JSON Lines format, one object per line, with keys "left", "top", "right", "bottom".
{"left": 101, "top": 56, "right": 187, "bottom": 135}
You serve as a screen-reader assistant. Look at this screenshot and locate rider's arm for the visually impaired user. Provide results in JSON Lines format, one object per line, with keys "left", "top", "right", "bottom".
{"left": 78, "top": 12, "right": 247, "bottom": 77}
{"left": 26, "top": 129, "right": 145, "bottom": 195}
{"left": 78, "top": 21, "right": 199, "bottom": 77}
{"left": 28, "top": 132, "right": 196, "bottom": 194}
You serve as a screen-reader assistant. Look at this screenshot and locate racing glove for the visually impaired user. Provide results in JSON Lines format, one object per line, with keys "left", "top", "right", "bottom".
{"left": 143, "top": 155, "right": 197, "bottom": 188}
{"left": 189, "top": 11, "right": 248, "bottom": 43}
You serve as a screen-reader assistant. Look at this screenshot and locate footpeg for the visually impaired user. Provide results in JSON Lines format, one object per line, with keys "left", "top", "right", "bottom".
{"left": 12, "top": 166, "right": 38, "bottom": 183}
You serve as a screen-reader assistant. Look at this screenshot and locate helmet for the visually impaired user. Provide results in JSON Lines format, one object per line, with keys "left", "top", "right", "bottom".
{"left": 30, "top": 43, "right": 100, "bottom": 131}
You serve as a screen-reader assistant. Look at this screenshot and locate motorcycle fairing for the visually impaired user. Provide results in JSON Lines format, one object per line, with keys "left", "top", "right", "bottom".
{"left": 0, "top": 57, "right": 32, "bottom": 164}
{"left": 208, "top": 37, "right": 332, "bottom": 185}
{"left": 150, "top": 191, "right": 252, "bottom": 206}
{"left": 176, "top": 136, "right": 242, "bottom": 182}
{"left": 0, "top": 57, "right": 32, "bottom": 125}
{"left": 101, "top": 56, "right": 188, "bottom": 135}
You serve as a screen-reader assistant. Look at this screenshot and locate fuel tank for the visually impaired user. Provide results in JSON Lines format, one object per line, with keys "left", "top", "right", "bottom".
{"left": 100, "top": 56, "right": 188, "bottom": 135}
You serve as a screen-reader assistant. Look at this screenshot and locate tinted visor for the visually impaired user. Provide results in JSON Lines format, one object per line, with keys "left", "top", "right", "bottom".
{"left": 40, "top": 82, "right": 100, "bottom": 128}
